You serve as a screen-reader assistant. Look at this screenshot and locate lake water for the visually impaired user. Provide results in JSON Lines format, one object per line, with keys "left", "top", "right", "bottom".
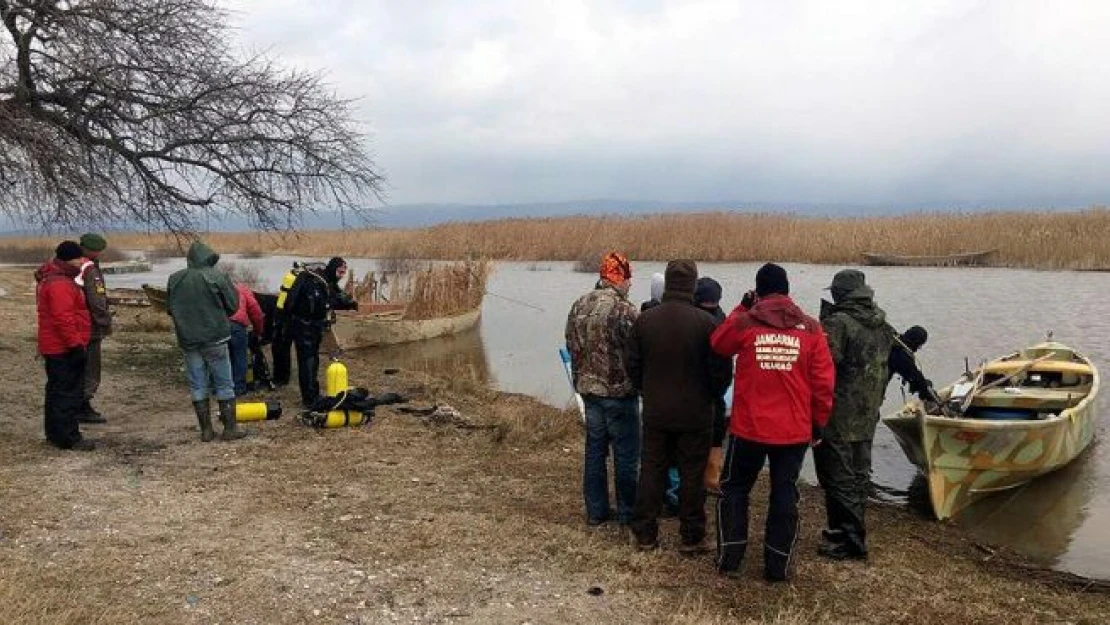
{"left": 112, "top": 256, "right": 1110, "bottom": 579}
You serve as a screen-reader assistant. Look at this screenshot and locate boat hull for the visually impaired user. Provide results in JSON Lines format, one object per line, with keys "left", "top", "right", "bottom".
{"left": 860, "top": 250, "right": 996, "bottom": 267}
{"left": 332, "top": 308, "right": 481, "bottom": 349}
{"left": 882, "top": 342, "right": 1099, "bottom": 519}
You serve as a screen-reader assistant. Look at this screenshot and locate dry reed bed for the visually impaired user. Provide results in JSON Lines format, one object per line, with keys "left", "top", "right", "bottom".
{"left": 9, "top": 208, "right": 1110, "bottom": 269}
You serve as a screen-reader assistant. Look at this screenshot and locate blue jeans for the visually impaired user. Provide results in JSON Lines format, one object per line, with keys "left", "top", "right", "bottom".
{"left": 228, "top": 322, "right": 250, "bottom": 395}
{"left": 583, "top": 395, "right": 641, "bottom": 523}
{"left": 184, "top": 342, "right": 235, "bottom": 402}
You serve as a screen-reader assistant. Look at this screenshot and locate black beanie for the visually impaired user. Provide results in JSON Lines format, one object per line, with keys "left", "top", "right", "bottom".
{"left": 694, "top": 277, "right": 722, "bottom": 306}
{"left": 55, "top": 240, "right": 83, "bottom": 262}
{"left": 755, "top": 262, "right": 789, "bottom": 297}
{"left": 901, "top": 326, "right": 928, "bottom": 351}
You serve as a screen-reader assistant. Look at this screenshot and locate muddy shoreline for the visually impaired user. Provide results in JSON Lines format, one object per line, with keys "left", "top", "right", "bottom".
{"left": 1, "top": 266, "right": 1108, "bottom": 624}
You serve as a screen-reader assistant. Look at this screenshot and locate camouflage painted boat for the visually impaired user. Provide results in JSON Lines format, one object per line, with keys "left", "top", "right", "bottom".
{"left": 883, "top": 341, "right": 1099, "bottom": 520}
{"left": 860, "top": 249, "right": 996, "bottom": 267}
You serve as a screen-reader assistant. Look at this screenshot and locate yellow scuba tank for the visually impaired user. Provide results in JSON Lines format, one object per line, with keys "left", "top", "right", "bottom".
{"left": 275, "top": 261, "right": 304, "bottom": 311}
{"left": 236, "top": 399, "right": 283, "bottom": 422}
{"left": 319, "top": 358, "right": 365, "bottom": 427}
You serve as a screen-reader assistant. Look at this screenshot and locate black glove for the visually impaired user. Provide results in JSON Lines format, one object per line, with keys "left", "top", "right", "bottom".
{"left": 811, "top": 424, "right": 826, "bottom": 446}
{"left": 740, "top": 290, "right": 756, "bottom": 310}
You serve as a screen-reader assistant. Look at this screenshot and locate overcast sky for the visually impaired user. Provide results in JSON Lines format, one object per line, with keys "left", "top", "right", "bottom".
{"left": 230, "top": 0, "right": 1110, "bottom": 209}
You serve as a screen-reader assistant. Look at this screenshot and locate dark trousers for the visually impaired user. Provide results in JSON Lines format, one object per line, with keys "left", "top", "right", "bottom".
{"left": 632, "top": 426, "right": 712, "bottom": 546}
{"left": 228, "top": 322, "right": 250, "bottom": 395}
{"left": 290, "top": 319, "right": 324, "bottom": 407}
{"left": 271, "top": 320, "right": 293, "bottom": 386}
{"left": 44, "top": 349, "right": 87, "bottom": 449}
{"left": 813, "top": 434, "right": 872, "bottom": 555}
{"left": 716, "top": 436, "right": 808, "bottom": 580}
{"left": 82, "top": 337, "right": 102, "bottom": 401}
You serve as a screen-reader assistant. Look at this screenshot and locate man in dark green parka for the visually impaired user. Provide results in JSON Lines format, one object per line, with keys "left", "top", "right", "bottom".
{"left": 167, "top": 241, "right": 246, "bottom": 442}
{"left": 815, "top": 269, "right": 893, "bottom": 560}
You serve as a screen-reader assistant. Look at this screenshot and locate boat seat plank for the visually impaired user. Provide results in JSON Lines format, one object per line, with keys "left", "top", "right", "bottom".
{"left": 970, "top": 386, "right": 1089, "bottom": 412}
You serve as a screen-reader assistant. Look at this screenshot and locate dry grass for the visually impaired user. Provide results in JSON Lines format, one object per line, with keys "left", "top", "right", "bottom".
{"left": 26, "top": 207, "right": 1108, "bottom": 270}
{"left": 403, "top": 260, "right": 491, "bottom": 320}
{"left": 0, "top": 243, "right": 126, "bottom": 264}
{"left": 217, "top": 260, "right": 266, "bottom": 291}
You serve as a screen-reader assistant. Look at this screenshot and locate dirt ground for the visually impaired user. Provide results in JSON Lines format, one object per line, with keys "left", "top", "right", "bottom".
{"left": 2, "top": 265, "right": 1109, "bottom": 625}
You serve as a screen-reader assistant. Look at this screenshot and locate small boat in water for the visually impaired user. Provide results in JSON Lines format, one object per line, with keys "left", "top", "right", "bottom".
{"left": 100, "top": 260, "right": 153, "bottom": 275}
{"left": 860, "top": 249, "right": 997, "bottom": 267}
{"left": 882, "top": 341, "right": 1099, "bottom": 520}
{"left": 332, "top": 306, "right": 482, "bottom": 349}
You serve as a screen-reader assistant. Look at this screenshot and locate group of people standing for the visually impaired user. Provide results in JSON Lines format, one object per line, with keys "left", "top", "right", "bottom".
{"left": 565, "top": 253, "right": 934, "bottom": 582}
{"left": 34, "top": 237, "right": 358, "bottom": 449}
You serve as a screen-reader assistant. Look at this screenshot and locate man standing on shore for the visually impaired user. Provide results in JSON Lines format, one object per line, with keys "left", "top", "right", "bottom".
{"left": 77, "top": 233, "right": 112, "bottom": 424}
{"left": 627, "top": 260, "right": 732, "bottom": 552}
{"left": 167, "top": 241, "right": 246, "bottom": 442}
{"left": 710, "top": 263, "right": 835, "bottom": 581}
{"left": 36, "top": 241, "right": 94, "bottom": 450}
{"left": 816, "top": 269, "right": 893, "bottom": 561}
{"left": 565, "top": 251, "right": 640, "bottom": 527}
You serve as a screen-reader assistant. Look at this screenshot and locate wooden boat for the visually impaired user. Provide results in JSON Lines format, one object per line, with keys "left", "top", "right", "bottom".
{"left": 106, "top": 287, "right": 151, "bottom": 307}
{"left": 331, "top": 306, "right": 481, "bottom": 349}
{"left": 142, "top": 284, "right": 168, "bottom": 312}
{"left": 100, "top": 260, "right": 153, "bottom": 275}
{"left": 860, "top": 249, "right": 997, "bottom": 267}
{"left": 882, "top": 341, "right": 1099, "bottom": 520}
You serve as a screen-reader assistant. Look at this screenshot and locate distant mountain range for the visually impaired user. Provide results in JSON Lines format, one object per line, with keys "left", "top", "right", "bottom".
{"left": 0, "top": 198, "right": 1091, "bottom": 234}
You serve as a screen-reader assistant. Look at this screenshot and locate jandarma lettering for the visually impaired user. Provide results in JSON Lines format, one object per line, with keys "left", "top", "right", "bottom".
{"left": 754, "top": 333, "right": 800, "bottom": 349}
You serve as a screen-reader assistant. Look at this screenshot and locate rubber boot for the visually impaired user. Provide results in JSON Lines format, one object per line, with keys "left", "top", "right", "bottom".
{"left": 193, "top": 400, "right": 216, "bottom": 442}
{"left": 218, "top": 399, "right": 247, "bottom": 441}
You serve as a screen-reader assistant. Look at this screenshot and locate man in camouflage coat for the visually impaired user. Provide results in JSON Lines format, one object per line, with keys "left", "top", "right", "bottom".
{"left": 565, "top": 251, "right": 641, "bottom": 526}
{"left": 815, "top": 269, "right": 894, "bottom": 560}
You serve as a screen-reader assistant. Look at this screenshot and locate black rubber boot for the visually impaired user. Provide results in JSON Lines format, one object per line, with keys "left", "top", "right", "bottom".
{"left": 193, "top": 400, "right": 216, "bottom": 442}
{"left": 218, "top": 399, "right": 247, "bottom": 441}
{"left": 77, "top": 399, "right": 107, "bottom": 424}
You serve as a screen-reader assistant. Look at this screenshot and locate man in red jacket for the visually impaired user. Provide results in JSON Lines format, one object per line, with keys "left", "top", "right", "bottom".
{"left": 709, "top": 263, "right": 835, "bottom": 581}
{"left": 36, "top": 241, "right": 94, "bottom": 451}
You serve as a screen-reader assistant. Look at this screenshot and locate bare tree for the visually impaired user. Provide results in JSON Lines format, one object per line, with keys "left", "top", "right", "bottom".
{"left": 0, "top": 0, "right": 383, "bottom": 233}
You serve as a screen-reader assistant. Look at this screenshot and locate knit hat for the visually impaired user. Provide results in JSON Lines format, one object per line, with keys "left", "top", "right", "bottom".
{"left": 55, "top": 240, "right": 83, "bottom": 262}
{"left": 694, "top": 276, "right": 722, "bottom": 306}
{"left": 79, "top": 232, "right": 107, "bottom": 252}
{"left": 599, "top": 251, "right": 631, "bottom": 285}
{"left": 649, "top": 272, "right": 665, "bottom": 302}
{"left": 663, "top": 259, "right": 697, "bottom": 298}
{"left": 755, "top": 263, "right": 789, "bottom": 296}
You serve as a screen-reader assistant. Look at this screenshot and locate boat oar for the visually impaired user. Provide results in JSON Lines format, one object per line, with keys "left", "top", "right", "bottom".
{"left": 558, "top": 347, "right": 587, "bottom": 423}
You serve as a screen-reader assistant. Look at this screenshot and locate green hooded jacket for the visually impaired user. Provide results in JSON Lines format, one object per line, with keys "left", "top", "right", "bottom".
{"left": 166, "top": 241, "right": 239, "bottom": 350}
{"left": 820, "top": 287, "right": 894, "bottom": 442}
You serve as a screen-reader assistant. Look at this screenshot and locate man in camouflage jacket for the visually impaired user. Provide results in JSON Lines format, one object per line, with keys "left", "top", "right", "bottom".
{"left": 565, "top": 251, "right": 640, "bottom": 526}
{"left": 816, "top": 269, "right": 894, "bottom": 560}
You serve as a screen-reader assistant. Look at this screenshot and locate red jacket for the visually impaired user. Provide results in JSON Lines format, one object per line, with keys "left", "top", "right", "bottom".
{"left": 35, "top": 260, "right": 92, "bottom": 356}
{"left": 230, "top": 283, "right": 264, "bottom": 335}
{"left": 710, "top": 294, "right": 835, "bottom": 445}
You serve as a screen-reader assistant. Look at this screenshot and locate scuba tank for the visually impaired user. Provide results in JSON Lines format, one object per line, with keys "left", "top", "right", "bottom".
{"left": 322, "top": 359, "right": 366, "bottom": 428}
{"left": 235, "top": 399, "right": 283, "bottom": 422}
{"left": 275, "top": 261, "right": 304, "bottom": 312}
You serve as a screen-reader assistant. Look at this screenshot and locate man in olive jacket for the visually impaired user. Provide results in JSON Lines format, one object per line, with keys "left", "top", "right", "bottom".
{"left": 167, "top": 241, "right": 246, "bottom": 442}
{"left": 77, "top": 232, "right": 112, "bottom": 423}
{"left": 815, "top": 269, "right": 894, "bottom": 560}
{"left": 627, "top": 260, "right": 733, "bottom": 552}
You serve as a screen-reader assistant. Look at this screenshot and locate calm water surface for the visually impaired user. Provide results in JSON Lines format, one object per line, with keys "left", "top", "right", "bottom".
{"left": 114, "top": 256, "right": 1110, "bottom": 578}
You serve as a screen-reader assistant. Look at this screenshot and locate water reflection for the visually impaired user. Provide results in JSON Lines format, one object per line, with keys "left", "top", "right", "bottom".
{"left": 347, "top": 326, "right": 491, "bottom": 389}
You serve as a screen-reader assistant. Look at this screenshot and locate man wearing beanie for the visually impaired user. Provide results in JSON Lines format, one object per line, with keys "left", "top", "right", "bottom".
{"left": 710, "top": 262, "right": 835, "bottom": 581}
{"left": 35, "top": 241, "right": 94, "bottom": 450}
{"left": 815, "top": 268, "right": 894, "bottom": 561}
{"left": 565, "top": 251, "right": 640, "bottom": 527}
{"left": 627, "top": 260, "right": 732, "bottom": 553}
{"left": 888, "top": 325, "right": 937, "bottom": 402}
{"left": 77, "top": 233, "right": 112, "bottom": 423}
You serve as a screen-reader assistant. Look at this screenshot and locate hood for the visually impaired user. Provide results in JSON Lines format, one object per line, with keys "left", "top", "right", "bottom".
{"left": 325, "top": 256, "right": 346, "bottom": 284}
{"left": 35, "top": 258, "right": 80, "bottom": 283}
{"left": 186, "top": 241, "right": 219, "bottom": 269}
{"left": 821, "top": 293, "right": 887, "bottom": 328}
{"left": 649, "top": 273, "right": 664, "bottom": 302}
{"left": 662, "top": 259, "right": 697, "bottom": 300}
{"left": 748, "top": 294, "right": 808, "bottom": 329}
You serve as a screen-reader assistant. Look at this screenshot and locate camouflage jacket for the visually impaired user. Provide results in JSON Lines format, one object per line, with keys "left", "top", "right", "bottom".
{"left": 565, "top": 284, "right": 639, "bottom": 398}
{"left": 820, "top": 291, "right": 894, "bottom": 442}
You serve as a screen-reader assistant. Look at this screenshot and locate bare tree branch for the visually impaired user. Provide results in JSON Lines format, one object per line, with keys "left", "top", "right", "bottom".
{"left": 0, "top": 0, "right": 384, "bottom": 233}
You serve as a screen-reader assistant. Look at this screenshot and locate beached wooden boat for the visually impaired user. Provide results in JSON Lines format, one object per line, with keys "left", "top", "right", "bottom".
{"left": 106, "top": 287, "right": 151, "bottom": 307}
{"left": 100, "top": 260, "right": 153, "bottom": 275}
{"left": 331, "top": 307, "right": 481, "bottom": 349}
{"left": 883, "top": 341, "right": 1099, "bottom": 520}
{"left": 861, "top": 249, "right": 997, "bottom": 267}
{"left": 142, "top": 284, "right": 168, "bottom": 312}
